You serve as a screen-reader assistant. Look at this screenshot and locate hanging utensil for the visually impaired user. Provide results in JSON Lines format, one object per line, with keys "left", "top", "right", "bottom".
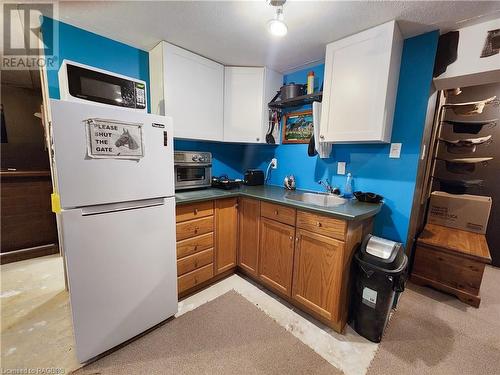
{"left": 442, "top": 118, "right": 497, "bottom": 134}
{"left": 443, "top": 96, "right": 498, "bottom": 115}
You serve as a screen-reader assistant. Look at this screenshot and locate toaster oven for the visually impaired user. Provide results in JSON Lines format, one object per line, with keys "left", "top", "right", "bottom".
{"left": 174, "top": 151, "right": 212, "bottom": 190}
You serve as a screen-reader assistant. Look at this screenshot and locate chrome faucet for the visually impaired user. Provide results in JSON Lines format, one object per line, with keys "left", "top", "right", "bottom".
{"left": 318, "top": 179, "right": 340, "bottom": 195}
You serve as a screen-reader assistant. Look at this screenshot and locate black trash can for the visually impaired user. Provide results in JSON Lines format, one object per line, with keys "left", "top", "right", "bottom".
{"left": 351, "top": 234, "right": 408, "bottom": 343}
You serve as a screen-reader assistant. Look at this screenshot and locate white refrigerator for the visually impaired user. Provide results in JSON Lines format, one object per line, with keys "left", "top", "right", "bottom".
{"left": 49, "top": 99, "right": 178, "bottom": 363}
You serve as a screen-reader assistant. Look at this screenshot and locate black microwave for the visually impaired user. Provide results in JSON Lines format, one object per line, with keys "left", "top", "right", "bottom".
{"left": 59, "top": 61, "right": 147, "bottom": 111}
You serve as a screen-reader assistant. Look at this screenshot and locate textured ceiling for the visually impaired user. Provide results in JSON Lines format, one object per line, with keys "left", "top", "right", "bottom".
{"left": 53, "top": 1, "right": 500, "bottom": 72}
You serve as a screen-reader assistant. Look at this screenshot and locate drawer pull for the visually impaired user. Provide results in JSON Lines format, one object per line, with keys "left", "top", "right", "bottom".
{"left": 194, "top": 227, "right": 199, "bottom": 234}
{"left": 194, "top": 208, "right": 198, "bottom": 215}
{"left": 289, "top": 236, "right": 293, "bottom": 240}
{"left": 274, "top": 210, "right": 279, "bottom": 215}
{"left": 194, "top": 277, "right": 198, "bottom": 284}
{"left": 194, "top": 260, "right": 199, "bottom": 268}
{"left": 193, "top": 245, "right": 198, "bottom": 251}
{"left": 317, "top": 222, "right": 322, "bottom": 227}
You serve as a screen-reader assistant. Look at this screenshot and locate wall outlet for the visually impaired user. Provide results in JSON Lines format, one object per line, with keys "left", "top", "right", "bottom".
{"left": 337, "top": 162, "right": 346, "bottom": 175}
{"left": 271, "top": 158, "right": 278, "bottom": 169}
{"left": 389, "top": 143, "right": 402, "bottom": 158}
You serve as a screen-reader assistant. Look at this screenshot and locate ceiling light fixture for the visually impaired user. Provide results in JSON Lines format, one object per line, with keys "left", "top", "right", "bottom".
{"left": 267, "top": 0, "right": 287, "bottom": 37}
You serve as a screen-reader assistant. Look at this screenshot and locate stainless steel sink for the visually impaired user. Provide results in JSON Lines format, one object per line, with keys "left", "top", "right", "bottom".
{"left": 285, "top": 192, "right": 347, "bottom": 207}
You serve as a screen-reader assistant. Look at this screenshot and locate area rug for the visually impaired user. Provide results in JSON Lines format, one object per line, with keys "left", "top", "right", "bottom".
{"left": 367, "top": 266, "right": 500, "bottom": 375}
{"left": 73, "top": 290, "right": 342, "bottom": 374}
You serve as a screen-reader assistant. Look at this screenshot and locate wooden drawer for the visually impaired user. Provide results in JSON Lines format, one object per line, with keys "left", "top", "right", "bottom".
{"left": 177, "top": 248, "right": 214, "bottom": 276}
{"left": 177, "top": 263, "right": 214, "bottom": 294}
{"left": 413, "top": 245, "right": 485, "bottom": 295}
{"left": 261, "top": 202, "right": 296, "bottom": 226}
{"left": 176, "top": 201, "right": 214, "bottom": 223}
{"left": 177, "top": 232, "right": 213, "bottom": 259}
{"left": 296, "top": 210, "right": 346, "bottom": 241}
{"left": 176, "top": 216, "right": 213, "bottom": 241}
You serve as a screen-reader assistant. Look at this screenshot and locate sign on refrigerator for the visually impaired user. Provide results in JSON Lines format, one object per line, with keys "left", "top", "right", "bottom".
{"left": 86, "top": 118, "right": 144, "bottom": 159}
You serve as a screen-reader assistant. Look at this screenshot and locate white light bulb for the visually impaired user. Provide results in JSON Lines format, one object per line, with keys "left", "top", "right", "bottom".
{"left": 268, "top": 6, "right": 287, "bottom": 37}
{"left": 268, "top": 19, "right": 288, "bottom": 36}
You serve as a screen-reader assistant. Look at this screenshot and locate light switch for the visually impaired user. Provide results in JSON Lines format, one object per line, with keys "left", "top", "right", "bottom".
{"left": 337, "top": 162, "right": 346, "bottom": 175}
{"left": 389, "top": 143, "right": 402, "bottom": 159}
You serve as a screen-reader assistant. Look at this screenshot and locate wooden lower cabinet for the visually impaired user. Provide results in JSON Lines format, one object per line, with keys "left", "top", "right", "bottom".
{"left": 238, "top": 198, "right": 260, "bottom": 276}
{"left": 215, "top": 198, "right": 238, "bottom": 275}
{"left": 258, "top": 217, "right": 295, "bottom": 297}
{"left": 292, "top": 229, "right": 343, "bottom": 321}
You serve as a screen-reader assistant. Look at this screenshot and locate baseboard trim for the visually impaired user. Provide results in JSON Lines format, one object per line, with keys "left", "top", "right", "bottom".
{"left": 0, "top": 244, "right": 59, "bottom": 265}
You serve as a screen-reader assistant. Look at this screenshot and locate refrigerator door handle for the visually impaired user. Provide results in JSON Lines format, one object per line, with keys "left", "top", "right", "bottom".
{"left": 80, "top": 197, "right": 166, "bottom": 216}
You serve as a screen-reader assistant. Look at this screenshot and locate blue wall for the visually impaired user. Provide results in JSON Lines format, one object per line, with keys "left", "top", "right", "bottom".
{"left": 41, "top": 17, "right": 150, "bottom": 110}
{"left": 176, "top": 31, "right": 438, "bottom": 244}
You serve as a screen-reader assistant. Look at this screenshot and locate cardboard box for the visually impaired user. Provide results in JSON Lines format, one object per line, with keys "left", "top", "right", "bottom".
{"left": 427, "top": 192, "right": 492, "bottom": 234}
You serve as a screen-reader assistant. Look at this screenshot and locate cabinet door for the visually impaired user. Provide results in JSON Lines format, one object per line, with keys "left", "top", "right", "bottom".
{"left": 238, "top": 198, "right": 261, "bottom": 276}
{"left": 292, "top": 229, "right": 343, "bottom": 321}
{"left": 224, "top": 67, "right": 265, "bottom": 143}
{"left": 152, "top": 42, "right": 224, "bottom": 141}
{"left": 215, "top": 198, "right": 238, "bottom": 274}
{"left": 320, "top": 21, "right": 402, "bottom": 143}
{"left": 258, "top": 218, "right": 295, "bottom": 296}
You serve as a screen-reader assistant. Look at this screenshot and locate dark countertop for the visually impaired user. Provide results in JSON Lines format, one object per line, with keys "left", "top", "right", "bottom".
{"left": 175, "top": 185, "right": 381, "bottom": 221}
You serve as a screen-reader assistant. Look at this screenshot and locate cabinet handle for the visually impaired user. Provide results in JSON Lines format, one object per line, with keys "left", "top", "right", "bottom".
{"left": 316, "top": 222, "right": 322, "bottom": 227}
{"left": 194, "top": 245, "right": 198, "bottom": 251}
{"left": 194, "top": 227, "right": 199, "bottom": 234}
{"left": 320, "top": 135, "right": 325, "bottom": 139}
{"left": 274, "top": 210, "right": 279, "bottom": 215}
{"left": 295, "top": 237, "right": 299, "bottom": 242}
{"left": 289, "top": 236, "right": 293, "bottom": 241}
{"left": 256, "top": 137, "right": 260, "bottom": 142}
{"left": 194, "top": 208, "right": 198, "bottom": 215}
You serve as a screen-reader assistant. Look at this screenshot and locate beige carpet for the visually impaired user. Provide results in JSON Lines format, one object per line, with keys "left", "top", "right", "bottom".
{"left": 74, "top": 290, "right": 342, "bottom": 374}
{"left": 367, "top": 266, "right": 500, "bottom": 375}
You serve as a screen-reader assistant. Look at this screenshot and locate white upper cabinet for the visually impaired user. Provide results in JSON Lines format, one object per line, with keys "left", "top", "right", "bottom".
{"left": 149, "top": 41, "right": 224, "bottom": 141}
{"left": 223, "top": 67, "right": 282, "bottom": 143}
{"left": 320, "top": 21, "right": 403, "bottom": 143}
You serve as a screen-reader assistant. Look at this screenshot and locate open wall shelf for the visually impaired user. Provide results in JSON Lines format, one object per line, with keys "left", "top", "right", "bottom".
{"left": 268, "top": 92, "right": 323, "bottom": 109}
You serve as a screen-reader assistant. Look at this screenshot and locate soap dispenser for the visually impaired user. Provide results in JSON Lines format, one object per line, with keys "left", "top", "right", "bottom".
{"left": 344, "top": 173, "right": 353, "bottom": 199}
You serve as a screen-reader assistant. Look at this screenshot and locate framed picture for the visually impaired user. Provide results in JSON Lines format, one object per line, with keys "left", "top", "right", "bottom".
{"left": 282, "top": 110, "right": 313, "bottom": 144}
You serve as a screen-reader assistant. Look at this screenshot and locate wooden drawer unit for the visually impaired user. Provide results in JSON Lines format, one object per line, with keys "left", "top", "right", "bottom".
{"left": 176, "top": 201, "right": 214, "bottom": 223}
{"left": 413, "top": 245, "right": 484, "bottom": 295}
{"left": 176, "top": 216, "right": 213, "bottom": 241}
{"left": 178, "top": 263, "right": 214, "bottom": 294}
{"left": 177, "top": 248, "right": 214, "bottom": 276}
{"left": 177, "top": 232, "right": 214, "bottom": 259}
{"left": 261, "top": 201, "right": 296, "bottom": 226}
{"left": 412, "top": 224, "right": 491, "bottom": 308}
{"left": 296, "top": 210, "right": 347, "bottom": 241}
